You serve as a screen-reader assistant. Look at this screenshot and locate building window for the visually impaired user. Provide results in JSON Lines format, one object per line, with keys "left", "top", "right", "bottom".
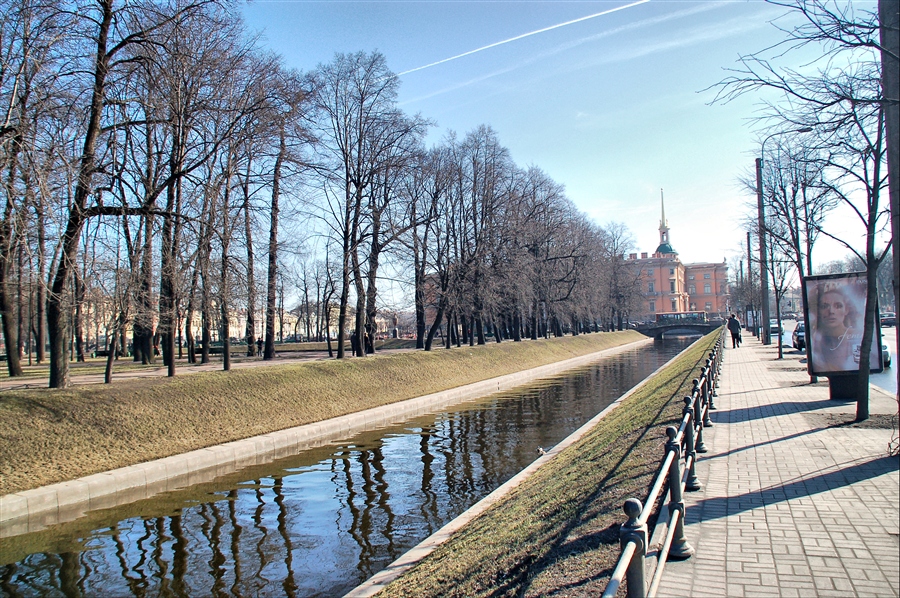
{"left": 669, "top": 268, "right": 675, "bottom": 275}
{"left": 689, "top": 284, "right": 696, "bottom": 294}
{"left": 671, "top": 300, "right": 677, "bottom": 311}
{"left": 648, "top": 282, "right": 654, "bottom": 292}
{"left": 670, "top": 281, "right": 676, "bottom": 293}
{"left": 688, "top": 275, "right": 695, "bottom": 280}
{"left": 650, "top": 301, "right": 656, "bottom": 312}
{"left": 704, "top": 273, "right": 711, "bottom": 279}
{"left": 704, "top": 283, "right": 712, "bottom": 294}
{"left": 705, "top": 302, "right": 713, "bottom": 311}
{"left": 647, "top": 268, "right": 654, "bottom": 275}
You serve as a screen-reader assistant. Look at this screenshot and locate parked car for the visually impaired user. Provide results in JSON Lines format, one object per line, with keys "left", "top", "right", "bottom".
{"left": 880, "top": 312, "right": 896, "bottom": 327}
{"left": 792, "top": 321, "right": 806, "bottom": 351}
{"left": 882, "top": 343, "right": 892, "bottom": 368}
{"left": 769, "top": 318, "right": 782, "bottom": 338}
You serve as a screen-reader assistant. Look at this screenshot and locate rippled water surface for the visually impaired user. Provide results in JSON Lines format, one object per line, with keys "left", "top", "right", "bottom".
{"left": 0, "top": 337, "right": 695, "bottom": 597}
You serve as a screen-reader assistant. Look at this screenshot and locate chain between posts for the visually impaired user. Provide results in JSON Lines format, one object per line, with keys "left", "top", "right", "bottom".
{"left": 601, "top": 331, "right": 725, "bottom": 598}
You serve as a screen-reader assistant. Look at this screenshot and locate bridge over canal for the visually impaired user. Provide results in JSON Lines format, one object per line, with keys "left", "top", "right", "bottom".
{"left": 634, "top": 320, "right": 721, "bottom": 340}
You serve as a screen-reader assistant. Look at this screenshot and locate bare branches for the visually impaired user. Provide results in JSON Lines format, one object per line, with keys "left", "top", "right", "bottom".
{"left": 716, "top": 0, "right": 890, "bottom": 420}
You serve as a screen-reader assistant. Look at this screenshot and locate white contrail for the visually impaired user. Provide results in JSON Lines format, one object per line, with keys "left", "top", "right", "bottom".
{"left": 396, "top": 0, "right": 651, "bottom": 77}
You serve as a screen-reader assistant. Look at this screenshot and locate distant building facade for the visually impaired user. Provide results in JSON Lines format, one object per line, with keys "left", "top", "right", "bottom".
{"left": 627, "top": 193, "right": 730, "bottom": 322}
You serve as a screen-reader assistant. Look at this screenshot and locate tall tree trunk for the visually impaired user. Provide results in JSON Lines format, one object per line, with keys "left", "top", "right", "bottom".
{"left": 241, "top": 167, "right": 256, "bottom": 356}
{"left": 160, "top": 133, "right": 185, "bottom": 377}
{"left": 336, "top": 179, "right": 357, "bottom": 360}
{"left": 414, "top": 265, "right": 426, "bottom": 349}
{"left": 264, "top": 128, "right": 285, "bottom": 360}
{"left": 424, "top": 298, "right": 445, "bottom": 351}
{"left": 0, "top": 265, "right": 22, "bottom": 376}
{"left": 351, "top": 235, "right": 367, "bottom": 356}
{"left": 855, "top": 123, "right": 887, "bottom": 422}
{"left": 133, "top": 213, "right": 155, "bottom": 364}
{"left": 184, "top": 260, "right": 200, "bottom": 364}
{"left": 0, "top": 124, "right": 24, "bottom": 376}
{"left": 34, "top": 202, "right": 46, "bottom": 363}
{"left": 364, "top": 239, "right": 381, "bottom": 356}
{"left": 221, "top": 154, "right": 235, "bottom": 371}
{"left": 48, "top": 0, "right": 113, "bottom": 388}
{"left": 104, "top": 320, "right": 118, "bottom": 384}
{"left": 16, "top": 243, "right": 24, "bottom": 361}
{"left": 201, "top": 302, "right": 211, "bottom": 364}
{"left": 73, "top": 267, "right": 86, "bottom": 362}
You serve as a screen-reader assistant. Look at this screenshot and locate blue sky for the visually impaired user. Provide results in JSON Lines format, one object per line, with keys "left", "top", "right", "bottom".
{"left": 242, "top": 0, "right": 864, "bottom": 269}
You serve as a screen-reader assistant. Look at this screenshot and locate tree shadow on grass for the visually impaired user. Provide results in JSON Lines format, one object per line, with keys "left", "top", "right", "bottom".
{"left": 514, "top": 525, "right": 619, "bottom": 597}
{"left": 490, "top": 351, "right": 713, "bottom": 597}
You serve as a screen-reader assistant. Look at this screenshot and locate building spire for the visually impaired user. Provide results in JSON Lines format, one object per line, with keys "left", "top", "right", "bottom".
{"left": 659, "top": 188, "right": 667, "bottom": 230}
{"left": 654, "top": 188, "right": 676, "bottom": 256}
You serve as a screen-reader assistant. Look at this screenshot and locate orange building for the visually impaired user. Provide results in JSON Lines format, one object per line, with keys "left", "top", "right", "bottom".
{"left": 627, "top": 193, "right": 730, "bottom": 322}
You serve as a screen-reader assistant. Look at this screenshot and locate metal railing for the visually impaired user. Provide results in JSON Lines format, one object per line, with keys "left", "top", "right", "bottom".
{"left": 601, "top": 332, "right": 724, "bottom": 598}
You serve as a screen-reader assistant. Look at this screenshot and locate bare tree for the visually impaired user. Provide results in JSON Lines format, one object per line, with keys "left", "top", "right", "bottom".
{"left": 361, "top": 114, "right": 428, "bottom": 354}
{"left": 713, "top": 0, "right": 890, "bottom": 420}
{"left": 310, "top": 51, "right": 406, "bottom": 358}
{"left": 0, "top": 0, "right": 68, "bottom": 375}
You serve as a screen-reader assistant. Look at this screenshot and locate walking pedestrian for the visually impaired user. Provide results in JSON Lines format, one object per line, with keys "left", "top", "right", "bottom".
{"left": 727, "top": 313, "right": 742, "bottom": 348}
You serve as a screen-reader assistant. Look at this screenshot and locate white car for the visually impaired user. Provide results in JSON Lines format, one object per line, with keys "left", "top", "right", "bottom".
{"left": 769, "top": 319, "right": 782, "bottom": 338}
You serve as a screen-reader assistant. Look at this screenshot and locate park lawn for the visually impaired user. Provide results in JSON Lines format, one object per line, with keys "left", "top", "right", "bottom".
{"left": 0, "top": 330, "right": 645, "bottom": 495}
{"left": 376, "top": 330, "right": 720, "bottom": 598}
{"left": 0, "top": 339, "right": 415, "bottom": 380}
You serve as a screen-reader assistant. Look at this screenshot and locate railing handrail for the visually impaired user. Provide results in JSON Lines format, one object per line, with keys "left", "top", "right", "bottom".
{"left": 601, "top": 330, "right": 725, "bottom": 598}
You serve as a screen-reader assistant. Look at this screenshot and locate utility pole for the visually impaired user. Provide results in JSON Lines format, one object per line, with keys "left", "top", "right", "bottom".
{"left": 747, "top": 230, "right": 756, "bottom": 337}
{"left": 756, "top": 157, "right": 771, "bottom": 345}
{"left": 878, "top": 0, "right": 899, "bottom": 396}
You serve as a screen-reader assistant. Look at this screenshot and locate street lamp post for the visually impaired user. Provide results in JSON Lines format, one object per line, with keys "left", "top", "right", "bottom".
{"left": 755, "top": 127, "right": 812, "bottom": 345}
{"left": 755, "top": 156, "right": 771, "bottom": 345}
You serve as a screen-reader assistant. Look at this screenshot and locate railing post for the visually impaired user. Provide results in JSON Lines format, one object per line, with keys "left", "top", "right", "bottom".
{"left": 682, "top": 398, "right": 701, "bottom": 491}
{"left": 692, "top": 380, "right": 708, "bottom": 454}
{"left": 665, "top": 426, "right": 695, "bottom": 560}
{"left": 620, "top": 498, "right": 648, "bottom": 598}
{"left": 702, "top": 361, "right": 713, "bottom": 428}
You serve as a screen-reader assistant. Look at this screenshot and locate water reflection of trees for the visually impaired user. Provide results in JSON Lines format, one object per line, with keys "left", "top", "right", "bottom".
{"left": 0, "top": 344, "right": 685, "bottom": 596}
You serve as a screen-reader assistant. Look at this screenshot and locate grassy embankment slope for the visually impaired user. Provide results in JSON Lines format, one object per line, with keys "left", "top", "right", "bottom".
{"left": 377, "top": 330, "right": 721, "bottom": 598}
{"left": 0, "top": 330, "right": 645, "bottom": 496}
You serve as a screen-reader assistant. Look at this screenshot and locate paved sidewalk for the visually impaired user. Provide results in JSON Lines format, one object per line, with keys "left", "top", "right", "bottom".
{"left": 658, "top": 339, "right": 899, "bottom": 598}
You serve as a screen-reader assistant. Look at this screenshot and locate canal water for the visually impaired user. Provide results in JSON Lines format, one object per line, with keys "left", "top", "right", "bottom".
{"left": 0, "top": 337, "right": 696, "bottom": 597}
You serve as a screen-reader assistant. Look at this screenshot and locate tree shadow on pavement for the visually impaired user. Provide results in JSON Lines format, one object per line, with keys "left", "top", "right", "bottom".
{"left": 710, "top": 399, "right": 839, "bottom": 424}
{"left": 685, "top": 455, "right": 899, "bottom": 523}
{"left": 702, "top": 426, "right": 830, "bottom": 461}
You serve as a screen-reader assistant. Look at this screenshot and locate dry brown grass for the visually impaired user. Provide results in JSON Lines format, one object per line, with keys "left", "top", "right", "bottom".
{"left": 0, "top": 339, "right": 415, "bottom": 380}
{"left": 377, "top": 331, "right": 720, "bottom": 598}
{"left": 0, "top": 331, "right": 644, "bottom": 495}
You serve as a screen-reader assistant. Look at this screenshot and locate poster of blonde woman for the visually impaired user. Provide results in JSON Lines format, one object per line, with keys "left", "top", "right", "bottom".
{"left": 805, "top": 273, "right": 883, "bottom": 375}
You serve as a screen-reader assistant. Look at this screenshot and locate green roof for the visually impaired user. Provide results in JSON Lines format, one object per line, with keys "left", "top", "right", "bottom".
{"left": 656, "top": 242, "right": 676, "bottom": 255}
